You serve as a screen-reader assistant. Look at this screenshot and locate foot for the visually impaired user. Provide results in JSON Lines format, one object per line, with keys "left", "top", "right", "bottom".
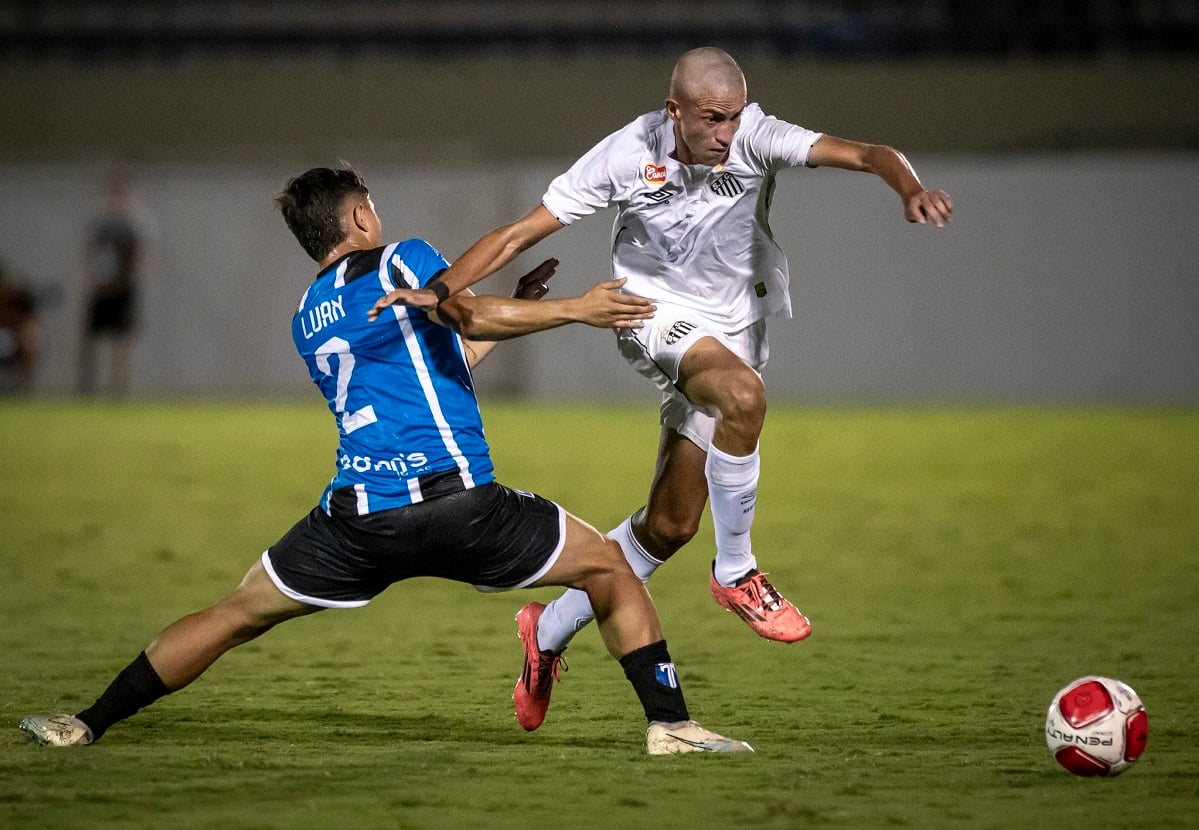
{"left": 19, "top": 714, "right": 94, "bottom": 747}
{"left": 646, "top": 720, "right": 754, "bottom": 755}
{"left": 709, "top": 566, "right": 812, "bottom": 643}
{"left": 512, "top": 602, "right": 567, "bottom": 731}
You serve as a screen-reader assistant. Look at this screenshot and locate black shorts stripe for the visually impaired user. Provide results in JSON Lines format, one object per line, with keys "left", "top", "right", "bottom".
{"left": 326, "top": 468, "right": 468, "bottom": 518}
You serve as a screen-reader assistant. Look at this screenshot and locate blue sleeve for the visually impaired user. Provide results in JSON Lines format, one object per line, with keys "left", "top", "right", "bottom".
{"left": 393, "top": 239, "right": 450, "bottom": 288}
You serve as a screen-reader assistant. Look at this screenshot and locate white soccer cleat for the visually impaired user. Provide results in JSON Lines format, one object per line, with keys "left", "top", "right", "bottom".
{"left": 646, "top": 720, "right": 754, "bottom": 755}
{"left": 19, "top": 714, "right": 94, "bottom": 747}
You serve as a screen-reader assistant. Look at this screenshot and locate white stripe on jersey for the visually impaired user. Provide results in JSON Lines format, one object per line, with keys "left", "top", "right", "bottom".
{"left": 334, "top": 258, "right": 349, "bottom": 289}
{"left": 378, "top": 246, "right": 477, "bottom": 495}
{"left": 354, "top": 483, "right": 369, "bottom": 514}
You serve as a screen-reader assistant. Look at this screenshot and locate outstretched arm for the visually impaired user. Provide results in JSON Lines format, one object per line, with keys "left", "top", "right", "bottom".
{"left": 368, "top": 205, "right": 564, "bottom": 320}
{"left": 452, "top": 258, "right": 556, "bottom": 367}
{"left": 808, "top": 135, "right": 953, "bottom": 228}
{"left": 437, "top": 259, "right": 655, "bottom": 368}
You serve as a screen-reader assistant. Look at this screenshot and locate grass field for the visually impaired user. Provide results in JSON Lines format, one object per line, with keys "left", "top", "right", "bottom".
{"left": 1, "top": 400, "right": 1196, "bottom": 829}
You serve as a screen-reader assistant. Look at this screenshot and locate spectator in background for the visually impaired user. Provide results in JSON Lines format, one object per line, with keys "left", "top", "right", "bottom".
{"left": 79, "top": 172, "right": 143, "bottom": 397}
{"left": 0, "top": 262, "right": 41, "bottom": 395}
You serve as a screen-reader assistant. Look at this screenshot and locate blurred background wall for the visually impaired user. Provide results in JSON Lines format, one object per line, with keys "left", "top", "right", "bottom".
{"left": 1, "top": 0, "right": 1196, "bottom": 403}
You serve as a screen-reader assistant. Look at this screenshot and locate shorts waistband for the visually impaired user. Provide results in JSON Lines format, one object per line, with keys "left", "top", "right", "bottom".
{"left": 327, "top": 469, "right": 470, "bottom": 518}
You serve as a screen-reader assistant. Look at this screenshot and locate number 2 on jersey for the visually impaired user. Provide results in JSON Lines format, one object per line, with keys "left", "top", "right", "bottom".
{"left": 314, "top": 336, "right": 378, "bottom": 434}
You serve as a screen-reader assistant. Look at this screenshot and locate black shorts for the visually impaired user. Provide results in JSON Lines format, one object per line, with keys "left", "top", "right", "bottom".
{"left": 263, "top": 482, "right": 565, "bottom": 607}
{"left": 87, "top": 292, "right": 136, "bottom": 334}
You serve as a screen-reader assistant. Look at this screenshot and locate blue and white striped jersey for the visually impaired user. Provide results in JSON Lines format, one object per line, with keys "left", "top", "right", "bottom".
{"left": 292, "top": 240, "right": 494, "bottom": 517}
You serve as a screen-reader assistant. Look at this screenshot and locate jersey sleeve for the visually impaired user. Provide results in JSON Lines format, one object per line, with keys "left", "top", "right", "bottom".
{"left": 742, "top": 109, "right": 824, "bottom": 173}
{"left": 541, "top": 125, "right": 637, "bottom": 225}
{"left": 392, "top": 239, "right": 451, "bottom": 288}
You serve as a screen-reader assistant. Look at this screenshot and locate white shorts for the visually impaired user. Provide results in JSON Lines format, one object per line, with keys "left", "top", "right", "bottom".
{"left": 616, "top": 300, "right": 769, "bottom": 450}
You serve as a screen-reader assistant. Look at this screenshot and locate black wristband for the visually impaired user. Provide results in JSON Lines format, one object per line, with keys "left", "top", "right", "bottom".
{"left": 428, "top": 281, "right": 451, "bottom": 304}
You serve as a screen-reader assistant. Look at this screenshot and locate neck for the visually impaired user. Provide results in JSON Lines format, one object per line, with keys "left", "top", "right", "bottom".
{"left": 318, "top": 238, "right": 373, "bottom": 271}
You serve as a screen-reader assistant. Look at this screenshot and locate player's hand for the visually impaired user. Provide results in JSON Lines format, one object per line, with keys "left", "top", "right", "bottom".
{"left": 368, "top": 286, "right": 440, "bottom": 321}
{"left": 512, "top": 258, "right": 559, "bottom": 300}
{"left": 571, "top": 278, "right": 655, "bottom": 329}
{"left": 905, "top": 189, "right": 953, "bottom": 228}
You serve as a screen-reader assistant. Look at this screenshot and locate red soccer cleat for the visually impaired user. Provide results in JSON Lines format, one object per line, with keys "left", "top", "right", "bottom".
{"left": 709, "top": 566, "right": 812, "bottom": 643}
{"left": 513, "top": 602, "right": 568, "bottom": 731}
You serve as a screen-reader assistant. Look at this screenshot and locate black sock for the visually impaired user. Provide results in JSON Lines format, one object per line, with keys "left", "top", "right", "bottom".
{"left": 619, "top": 640, "right": 690, "bottom": 724}
{"left": 75, "top": 651, "right": 170, "bottom": 741}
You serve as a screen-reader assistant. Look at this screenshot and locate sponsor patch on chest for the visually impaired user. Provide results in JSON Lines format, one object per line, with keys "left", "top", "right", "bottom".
{"left": 643, "top": 163, "right": 667, "bottom": 186}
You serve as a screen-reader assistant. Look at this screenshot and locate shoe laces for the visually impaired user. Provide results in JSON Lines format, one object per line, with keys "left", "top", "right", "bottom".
{"left": 528, "top": 651, "right": 568, "bottom": 695}
{"left": 738, "top": 571, "right": 783, "bottom": 613}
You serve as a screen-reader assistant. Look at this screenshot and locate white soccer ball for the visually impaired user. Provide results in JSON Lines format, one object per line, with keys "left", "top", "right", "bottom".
{"left": 1045, "top": 676, "right": 1149, "bottom": 776}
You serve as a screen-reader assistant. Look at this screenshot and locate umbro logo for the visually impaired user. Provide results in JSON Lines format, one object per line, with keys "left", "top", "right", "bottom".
{"left": 646, "top": 188, "right": 676, "bottom": 205}
{"left": 710, "top": 171, "right": 745, "bottom": 197}
{"left": 664, "top": 320, "right": 696, "bottom": 345}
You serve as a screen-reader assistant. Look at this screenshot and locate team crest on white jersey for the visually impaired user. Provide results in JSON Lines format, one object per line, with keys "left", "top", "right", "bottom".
{"left": 710, "top": 171, "right": 745, "bottom": 197}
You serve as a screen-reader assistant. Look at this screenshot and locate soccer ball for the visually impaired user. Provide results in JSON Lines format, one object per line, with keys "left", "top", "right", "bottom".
{"left": 1045, "top": 676, "right": 1148, "bottom": 776}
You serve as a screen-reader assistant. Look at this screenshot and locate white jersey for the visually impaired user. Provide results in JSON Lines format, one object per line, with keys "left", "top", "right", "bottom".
{"left": 542, "top": 103, "right": 823, "bottom": 331}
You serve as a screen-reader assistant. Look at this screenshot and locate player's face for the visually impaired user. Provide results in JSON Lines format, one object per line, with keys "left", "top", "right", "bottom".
{"left": 667, "top": 89, "right": 746, "bottom": 166}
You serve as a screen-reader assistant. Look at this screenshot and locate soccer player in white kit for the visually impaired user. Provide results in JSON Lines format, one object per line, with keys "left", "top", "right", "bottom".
{"left": 371, "top": 48, "right": 953, "bottom": 731}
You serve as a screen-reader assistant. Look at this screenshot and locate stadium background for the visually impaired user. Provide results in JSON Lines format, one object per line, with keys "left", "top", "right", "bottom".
{"left": 1, "top": 0, "right": 1196, "bottom": 403}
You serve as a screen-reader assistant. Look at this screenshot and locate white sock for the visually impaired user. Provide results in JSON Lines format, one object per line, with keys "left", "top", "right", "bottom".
{"left": 707, "top": 443, "right": 760, "bottom": 588}
{"left": 536, "top": 516, "right": 664, "bottom": 653}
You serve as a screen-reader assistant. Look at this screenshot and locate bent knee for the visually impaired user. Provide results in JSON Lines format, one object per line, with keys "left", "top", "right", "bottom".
{"left": 717, "top": 372, "right": 766, "bottom": 422}
{"left": 212, "top": 604, "right": 276, "bottom": 645}
{"left": 639, "top": 513, "right": 700, "bottom": 558}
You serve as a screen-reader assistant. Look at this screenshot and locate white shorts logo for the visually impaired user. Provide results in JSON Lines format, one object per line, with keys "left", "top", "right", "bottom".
{"left": 664, "top": 320, "right": 696, "bottom": 346}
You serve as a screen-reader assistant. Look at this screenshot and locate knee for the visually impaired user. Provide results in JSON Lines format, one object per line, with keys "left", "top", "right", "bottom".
{"left": 210, "top": 602, "right": 277, "bottom": 647}
{"left": 713, "top": 371, "right": 766, "bottom": 426}
{"left": 637, "top": 510, "right": 700, "bottom": 559}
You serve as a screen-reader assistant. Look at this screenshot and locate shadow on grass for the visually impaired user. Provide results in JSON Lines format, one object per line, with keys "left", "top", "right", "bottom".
{"left": 124, "top": 704, "right": 625, "bottom": 752}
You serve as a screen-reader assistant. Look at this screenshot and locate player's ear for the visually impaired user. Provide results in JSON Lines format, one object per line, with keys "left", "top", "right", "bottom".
{"left": 665, "top": 99, "right": 681, "bottom": 121}
{"left": 350, "top": 200, "right": 371, "bottom": 233}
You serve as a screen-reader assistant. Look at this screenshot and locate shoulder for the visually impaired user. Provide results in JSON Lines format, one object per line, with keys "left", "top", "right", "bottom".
{"left": 394, "top": 238, "right": 448, "bottom": 264}
{"left": 391, "top": 239, "right": 450, "bottom": 286}
{"left": 629, "top": 109, "right": 670, "bottom": 153}
{"left": 592, "top": 109, "right": 668, "bottom": 159}
{"left": 738, "top": 103, "right": 773, "bottom": 134}
{"left": 734, "top": 103, "right": 823, "bottom": 168}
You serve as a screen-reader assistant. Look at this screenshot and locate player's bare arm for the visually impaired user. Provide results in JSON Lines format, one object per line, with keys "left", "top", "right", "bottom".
{"left": 435, "top": 276, "right": 654, "bottom": 344}
{"left": 368, "top": 205, "right": 564, "bottom": 320}
{"left": 808, "top": 135, "right": 953, "bottom": 228}
{"left": 447, "top": 257, "right": 560, "bottom": 367}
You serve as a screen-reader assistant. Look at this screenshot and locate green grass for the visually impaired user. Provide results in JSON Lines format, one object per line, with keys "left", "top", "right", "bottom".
{"left": 1, "top": 400, "right": 1197, "bottom": 829}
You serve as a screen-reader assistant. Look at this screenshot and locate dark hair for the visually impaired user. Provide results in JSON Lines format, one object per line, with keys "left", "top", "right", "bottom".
{"left": 275, "top": 165, "right": 369, "bottom": 261}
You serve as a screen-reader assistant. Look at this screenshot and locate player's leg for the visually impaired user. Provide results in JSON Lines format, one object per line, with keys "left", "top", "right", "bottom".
{"left": 531, "top": 514, "right": 661, "bottom": 658}
{"left": 677, "top": 336, "right": 764, "bottom": 584}
{"left": 110, "top": 332, "right": 134, "bottom": 398}
{"left": 20, "top": 559, "right": 320, "bottom": 746}
{"left": 533, "top": 425, "right": 708, "bottom": 654}
{"left": 676, "top": 336, "right": 811, "bottom": 643}
{"left": 631, "top": 424, "right": 711, "bottom": 560}
{"left": 526, "top": 512, "right": 750, "bottom": 752}
{"left": 77, "top": 329, "right": 98, "bottom": 396}
{"left": 143, "top": 558, "right": 319, "bottom": 691}
{"left": 513, "top": 513, "right": 657, "bottom": 730}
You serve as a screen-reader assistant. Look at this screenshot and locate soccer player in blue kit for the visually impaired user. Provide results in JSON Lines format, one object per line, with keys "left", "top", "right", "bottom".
{"left": 18, "top": 166, "right": 751, "bottom": 755}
